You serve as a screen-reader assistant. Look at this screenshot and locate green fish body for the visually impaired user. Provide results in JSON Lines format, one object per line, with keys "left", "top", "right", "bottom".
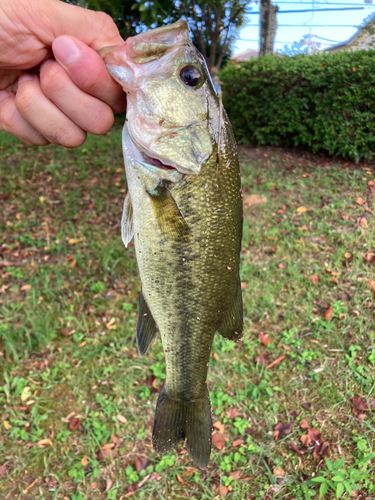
{"left": 102, "top": 20, "right": 243, "bottom": 468}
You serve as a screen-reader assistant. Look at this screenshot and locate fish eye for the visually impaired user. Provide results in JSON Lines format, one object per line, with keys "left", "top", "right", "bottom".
{"left": 179, "top": 66, "right": 201, "bottom": 87}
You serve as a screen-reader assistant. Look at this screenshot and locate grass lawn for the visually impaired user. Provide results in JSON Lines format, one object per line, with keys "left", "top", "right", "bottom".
{"left": 1, "top": 127, "right": 374, "bottom": 500}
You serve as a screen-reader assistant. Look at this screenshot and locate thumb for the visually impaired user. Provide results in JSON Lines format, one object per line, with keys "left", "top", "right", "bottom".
{"left": 25, "top": 0, "right": 124, "bottom": 49}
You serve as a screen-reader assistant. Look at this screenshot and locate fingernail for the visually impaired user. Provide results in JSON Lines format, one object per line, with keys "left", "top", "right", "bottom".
{"left": 18, "top": 74, "right": 35, "bottom": 86}
{"left": 53, "top": 36, "right": 82, "bottom": 67}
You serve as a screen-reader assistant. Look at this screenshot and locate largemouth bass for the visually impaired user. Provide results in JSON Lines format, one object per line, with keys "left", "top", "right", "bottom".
{"left": 101, "top": 20, "right": 243, "bottom": 468}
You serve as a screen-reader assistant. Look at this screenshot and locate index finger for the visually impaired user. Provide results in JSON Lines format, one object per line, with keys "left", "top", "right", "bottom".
{"left": 52, "top": 35, "right": 126, "bottom": 113}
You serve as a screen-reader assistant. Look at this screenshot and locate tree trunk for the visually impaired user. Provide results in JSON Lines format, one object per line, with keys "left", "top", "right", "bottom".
{"left": 259, "top": 0, "right": 278, "bottom": 56}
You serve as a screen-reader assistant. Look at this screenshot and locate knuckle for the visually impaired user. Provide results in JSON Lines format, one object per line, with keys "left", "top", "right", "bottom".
{"left": 49, "top": 127, "right": 87, "bottom": 148}
{"left": 15, "top": 83, "right": 37, "bottom": 115}
{"left": 40, "top": 63, "right": 66, "bottom": 98}
{"left": 0, "top": 96, "right": 18, "bottom": 131}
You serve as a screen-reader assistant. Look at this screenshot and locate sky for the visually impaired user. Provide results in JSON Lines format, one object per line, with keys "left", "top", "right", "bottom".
{"left": 233, "top": 0, "right": 375, "bottom": 54}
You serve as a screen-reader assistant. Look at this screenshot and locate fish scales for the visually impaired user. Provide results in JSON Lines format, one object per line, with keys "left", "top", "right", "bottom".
{"left": 101, "top": 20, "right": 243, "bottom": 468}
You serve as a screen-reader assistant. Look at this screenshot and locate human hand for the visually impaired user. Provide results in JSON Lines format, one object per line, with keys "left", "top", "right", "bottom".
{"left": 0, "top": 0, "right": 126, "bottom": 147}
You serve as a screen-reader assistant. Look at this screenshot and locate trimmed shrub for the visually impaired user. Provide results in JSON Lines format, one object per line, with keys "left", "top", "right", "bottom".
{"left": 220, "top": 50, "right": 375, "bottom": 161}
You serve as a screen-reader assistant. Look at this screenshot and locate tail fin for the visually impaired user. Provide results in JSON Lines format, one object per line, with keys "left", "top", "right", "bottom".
{"left": 152, "top": 387, "right": 212, "bottom": 469}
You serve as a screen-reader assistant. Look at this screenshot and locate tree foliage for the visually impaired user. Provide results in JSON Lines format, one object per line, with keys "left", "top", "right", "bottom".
{"left": 62, "top": 0, "right": 251, "bottom": 75}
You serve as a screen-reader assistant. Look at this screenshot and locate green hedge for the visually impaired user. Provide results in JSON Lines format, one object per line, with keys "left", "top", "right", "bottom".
{"left": 220, "top": 50, "right": 375, "bottom": 161}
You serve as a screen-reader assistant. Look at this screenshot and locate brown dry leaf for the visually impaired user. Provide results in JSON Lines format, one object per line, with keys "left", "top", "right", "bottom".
{"left": 356, "top": 197, "right": 365, "bottom": 205}
{"left": 219, "top": 485, "right": 228, "bottom": 497}
{"left": 20, "top": 284, "right": 31, "bottom": 291}
{"left": 273, "top": 422, "right": 294, "bottom": 441}
{"left": 360, "top": 218, "right": 368, "bottom": 229}
{"left": 289, "top": 444, "right": 304, "bottom": 455}
{"left": 69, "top": 418, "right": 81, "bottom": 430}
{"left": 212, "top": 432, "right": 226, "bottom": 450}
{"left": 319, "top": 442, "right": 331, "bottom": 457}
{"left": 299, "top": 419, "right": 310, "bottom": 430}
{"left": 273, "top": 467, "right": 285, "bottom": 477}
{"left": 213, "top": 421, "right": 225, "bottom": 434}
{"left": 363, "top": 253, "right": 375, "bottom": 263}
{"left": 0, "top": 465, "right": 7, "bottom": 478}
{"left": 69, "top": 259, "right": 77, "bottom": 268}
{"left": 232, "top": 439, "right": 244, "bottom": 447}
{"left": 226, "top": 408, "right": 239, "bottom": 419}
{"left": 266, "top": 355, "right": 286, "bottom": 370}
{"left": 3, "top": 421, "right": 10, "bottom": 430}
{"left": 302, "top": 402, "right": 311, "bottom": 409}
{"left": 365, "top": 279, "right": 375, "bottom": 299}
{"left": 135, "top": 456, "right": 150, "bottom": 474}
{"left": 310, "top": 274, "right": 320, "bottom": 285}
{"left": 300, "top": 434, "right": 312, "bottom": 447}
{"left": 296, "top": 206, "right": 307, "bottom": 213}
{"left": 176, "top": 475, "right": 187, "bottom": 485}
{"left": 255, "top": 352, "right": 270, "bottom": 365}
{"left": 278, "top": 263, "right": 285, "bottom": 269}
{"left": 97, "top": 446, "right": 119, "bottom": 460}
{"left": 342, "top": 214, "right": 349, "bottom": 221}
{"left": 81, "top": 457, "right": 88, "bottom": 467}
{"left": 351, "top": 395, "right": 369, "bottom": 415}
{"left": 229, "top": 470, "right": 242, "bottom": 480}
{"left": 368, "top": 180, "right": 375, "bottom": 189}
{"left": 240, "top": 281, "right": 247, "bottom": 289}
{"left": 104, "top": 478, "right": 113, "bottom": 493}
{"left": 37, "top": 438, "right": 53, "bottom": 447}
{"left": 330, "top": 277, "right": 339, "bottom": 285}
{"left": 116, "top": 414, "right": 127, "bottom": 424}
{"left": 259, "top": 332, "right": 272, "bottom": 346}
{"left": 313, "top": 443, "right": 321, "bottom": 460}
{"left": 323, "top": 305, "right": 333, "bottom": 321}
{"left": 308, "top": 428, "right": 322, "bottom": 442}
{"left": 243, "top": 194, "right": 267, "bottom": 208}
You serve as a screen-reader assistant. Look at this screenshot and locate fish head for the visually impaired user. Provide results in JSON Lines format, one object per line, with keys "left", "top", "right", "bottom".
{"left": 101, "top": 20, "right": 217, "bottom": 177}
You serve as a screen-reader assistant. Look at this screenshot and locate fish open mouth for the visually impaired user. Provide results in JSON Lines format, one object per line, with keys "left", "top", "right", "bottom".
{"left": 140, "top": 152, "right": 177, "bottom": 171}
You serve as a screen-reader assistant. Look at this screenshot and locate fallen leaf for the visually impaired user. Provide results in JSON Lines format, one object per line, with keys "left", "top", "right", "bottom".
{"left": 116, "top": 414, "right": 127, "bottom": 424}
{"left": 313, "top": 443, "right": 321, "bottom": 460}
{"left": 310, "top": 274, "right": 320, "bottom": 285}
{"left": 273, "top": 422, "right": 294, "bottom": 440}
{"left": 365, "top": 279, "right": 375, "bottom": 299}
{"left": 342, "top": 214, "right": 349, "bottom": 221}
{"left": 226, "top": 408, "right": 239, "bottom": 419}
{"left": 330, "top": 277, "right": 339, "bottom": 285}
{"left": 363, "top": 253, "right": 375, "bottom": 263}
{"left": 243, "top": 194, "right": 267, "bottom": 208}
{"left": 323, "top": 305, "right": 333, "bottom": 321}
{"left": 299, "top": 419, "right": 309, "bottom": 430}
{"left": 21, "top": 386, "right": 32, "bottom": 402}
{"left": 273, "top": 467, "right": 285, "bottom": 476}
{"left": 81, "top": 457, "right": 87, "bottom": 467}
{"left": 134, "top": 456, "right": 150, "bottom": 473}
{"left": 212, "top": 432, "right": 226, "bottom": 450}
{"left": 368, "top": 180, "right": 375, "bottom": 189}
{"left": 3, "top": 421, "right": 10, "bottom": 430}
{"left": 278, "top": 263, "right": 285, "bottom": 269}
{"left": 69, "top": 259, "right": 77, "bottom": 268}
{"left": 356, "top": 197, "right": 365, "bottom": 205}
{"left": 308, "top": 428, "right": 321, "bottom": 442}
{"left": 319, "top": 442, "right": 331, "bottom": 457}
{"left": 302, "top": 402, "right": 311, "bottom": 409}
{"left": 69, "top": 418, "right": 82, "bottom": 430}
{"left": 296, "top": 206, "right": 307, "bottom": 213}
{"left": 104, "top": 478, "right": 113, "bottom": 493}
{"left": 20, "top": 284, "right": 31, "bottom": 291}
{"left": 351, "top": 395, "right": 369, "bottom": 415}
{"left": 176, "top": 474, "right": 187, "bottom": 485}
{"left": 360, "top": 217, "right": 368, "bottom": 229}
{"left": 232, "top": 439, "right": 244, "bottom": 447}
{"left": 300, "top": 434, "right": 312, "bottom": 447}
{"left": 289, "top": 444, "right": 304, "bottom": 455}
{"left": 218, "top": 485, "right": 228, "bottom": 497}
{"left": 229, "top": 470, "right": 242, "bottom": 480}
{"left": 255, "top": 352, "right": 270, "bottom": 365}
{"left": 213, "top": 421, "right": 225, "bottom": 434}
{"left": 258, "top": 332, "right": 272, "bottom": 346}
{"left": 97, "top": 446, "right": 119, "bottom": 460}
{"left": 266, "top": 355, "right": 286, "bottom": 370}
{"left": 37, "top": 438, "right": 53, "bottom": 447}
{"left": 0, "top": 465, "right": 7, "bottom": 477}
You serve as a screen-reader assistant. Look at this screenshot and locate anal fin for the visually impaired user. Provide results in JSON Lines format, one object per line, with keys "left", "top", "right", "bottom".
{"left": 217, "top": 279, "right": 243, "bottom": 341}
{"left": 136, "top": 290, "right": 158, "bottom": 356}
{"left": 121, "top": 191, "right": 134, "bottom": 248}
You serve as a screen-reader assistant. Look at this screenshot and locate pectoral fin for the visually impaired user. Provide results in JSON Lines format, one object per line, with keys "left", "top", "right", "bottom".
{"left": 121, "top": 192, "right": 134, "bottom": 248}
{"left": 136, "top": 290, "right": 158, "bottom": 356}
{"left": 217, "top": 279, "right": 243, "bottom": 341}
{"left": 148, "top": 183, "right": 190, "bottom": 242}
